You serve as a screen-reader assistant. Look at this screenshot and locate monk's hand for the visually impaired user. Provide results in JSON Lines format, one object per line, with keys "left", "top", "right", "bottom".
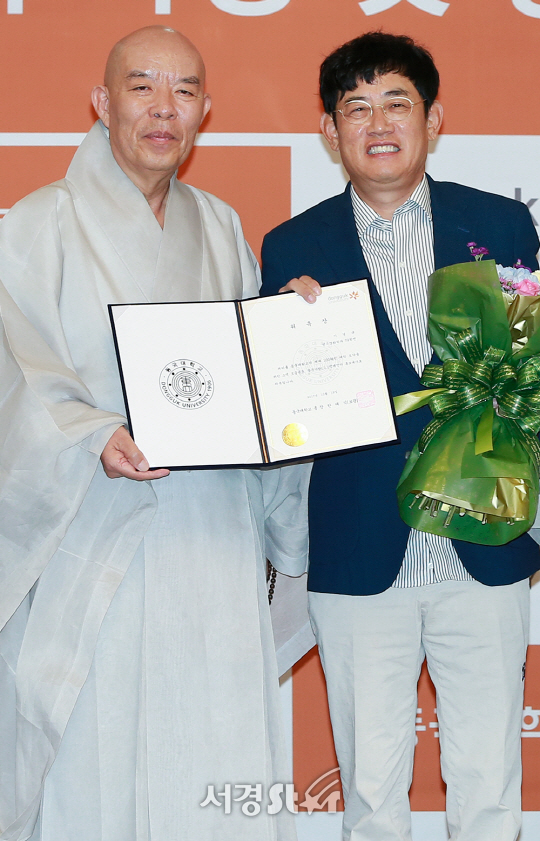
{"left": 101, "top": 426, "right": 170, "bottom": 481}
{"left": 278, "top": 275, "right": 322, "bottom": 303}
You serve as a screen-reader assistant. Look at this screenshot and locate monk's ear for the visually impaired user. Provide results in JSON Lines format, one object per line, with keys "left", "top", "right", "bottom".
{"left": 91, "top": 86, "right": 110, "bottom": 127}
{"left": 201, "top": 93, "right": 211, "bottom": 123}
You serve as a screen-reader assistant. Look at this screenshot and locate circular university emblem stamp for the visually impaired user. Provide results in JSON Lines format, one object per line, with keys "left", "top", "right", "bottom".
{"left": 160, "top": 359, "right": 214, "bottom": 409}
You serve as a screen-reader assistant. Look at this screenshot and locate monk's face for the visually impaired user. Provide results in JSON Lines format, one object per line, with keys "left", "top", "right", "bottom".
{"left": 92, "top": 30, "right": 211, "bottom": 185}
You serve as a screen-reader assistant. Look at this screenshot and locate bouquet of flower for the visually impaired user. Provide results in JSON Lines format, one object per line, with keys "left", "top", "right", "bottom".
{"left": 395, "top": 246, "right": 540, "bottom": 545}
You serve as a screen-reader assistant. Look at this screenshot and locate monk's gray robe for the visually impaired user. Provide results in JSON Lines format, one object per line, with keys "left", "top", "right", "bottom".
{"left": 0, "top": 122, "right": 309, "bottom": 841}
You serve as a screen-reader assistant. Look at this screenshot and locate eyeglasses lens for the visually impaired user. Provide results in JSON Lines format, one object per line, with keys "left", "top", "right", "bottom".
{"left": 341, "top": 98, "right": 414, "bottom": 124}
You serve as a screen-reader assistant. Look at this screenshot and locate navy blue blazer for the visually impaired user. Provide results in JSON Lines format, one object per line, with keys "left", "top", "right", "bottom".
{"left": 261, "top": 176, "right": 540, "bottom": 595}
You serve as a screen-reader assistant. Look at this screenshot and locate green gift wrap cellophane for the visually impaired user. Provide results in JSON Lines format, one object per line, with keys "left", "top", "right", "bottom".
{"left": 395, "top": 259, "right": 540, "bottom": 545}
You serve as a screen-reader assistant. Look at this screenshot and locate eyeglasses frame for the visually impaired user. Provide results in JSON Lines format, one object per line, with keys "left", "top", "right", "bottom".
{"left": 333, "top": 96, "right": 427, "bottom": 125}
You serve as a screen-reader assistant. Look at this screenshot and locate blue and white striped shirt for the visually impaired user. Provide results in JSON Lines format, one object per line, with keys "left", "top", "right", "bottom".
{"left": 351, "top": 177, "right": 473, "bottom": 587}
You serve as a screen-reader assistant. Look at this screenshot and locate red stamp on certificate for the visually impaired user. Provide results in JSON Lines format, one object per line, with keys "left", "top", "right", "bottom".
{"left": 357, "top": 390, "right": 375, "bottom": 408}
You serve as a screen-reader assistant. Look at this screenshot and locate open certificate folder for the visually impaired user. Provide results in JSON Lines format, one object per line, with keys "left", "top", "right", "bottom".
{"left": 109, "top": 280, "right": 398, "bottom": 469}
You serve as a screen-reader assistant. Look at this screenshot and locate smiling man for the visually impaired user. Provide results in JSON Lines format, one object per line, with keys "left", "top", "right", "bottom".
{"left": 261, "top": 32, "right": 540, "bottom": 841}
{"left": 0, "top": 26, "right": 309, "bottom": 841}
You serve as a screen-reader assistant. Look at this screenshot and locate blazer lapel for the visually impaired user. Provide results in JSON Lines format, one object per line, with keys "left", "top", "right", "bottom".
{"left": 429, "top": 174, "right": 473, "bottom": 270}
{"left": 319, "top": 185, "right": 418, "bottom": 380}
{"left": 368, "top": 276, "right": 420, "bottom": 380}
{"left": 315, "top": 185, "right": 370, "bottom": 282}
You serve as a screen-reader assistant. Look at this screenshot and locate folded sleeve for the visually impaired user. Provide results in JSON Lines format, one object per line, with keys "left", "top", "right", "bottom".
{"left": 262, "top": 461, "right": 312, "bottom": 576}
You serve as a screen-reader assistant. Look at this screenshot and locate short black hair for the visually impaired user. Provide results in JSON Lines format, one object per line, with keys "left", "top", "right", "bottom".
{"left": 320, "top": 32, "right": 439, "bottom": 118}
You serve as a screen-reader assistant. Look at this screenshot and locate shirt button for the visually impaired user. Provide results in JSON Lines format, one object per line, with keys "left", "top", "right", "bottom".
{"left": 399, "top": 261, "right": 406, "bottom": 269}
{"left": 405, "top": 310, "right": 413, "bottom": 318}
{"left": 412, "top": 358, "right": 420, "bottom": 366}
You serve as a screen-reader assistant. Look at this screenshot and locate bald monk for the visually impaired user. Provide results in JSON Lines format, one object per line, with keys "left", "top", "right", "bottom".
{"left": 0, "top": 27, "right": 308, "bottom": 841}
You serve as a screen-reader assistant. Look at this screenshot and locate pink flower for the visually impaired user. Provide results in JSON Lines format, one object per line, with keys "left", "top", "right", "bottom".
{"left": 514, "top": 277, "right": 540, "bottom": 296}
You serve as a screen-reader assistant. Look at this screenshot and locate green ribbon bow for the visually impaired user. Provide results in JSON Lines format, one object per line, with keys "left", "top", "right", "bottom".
{"left": 397, "top": 331, "right": 540, "bottom": 467}
{"left": 395, "top": 259, "right": 540, "bottom": 546}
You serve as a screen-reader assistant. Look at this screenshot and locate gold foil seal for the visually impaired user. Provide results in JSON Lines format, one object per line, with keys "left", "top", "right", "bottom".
{"left": 282, "top": 423, "right": 308, "bottom": 447}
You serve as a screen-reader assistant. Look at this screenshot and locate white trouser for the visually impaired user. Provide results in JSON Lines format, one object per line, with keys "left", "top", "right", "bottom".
{"left": 308, "top": 579, "right": 530, "bottom": 841}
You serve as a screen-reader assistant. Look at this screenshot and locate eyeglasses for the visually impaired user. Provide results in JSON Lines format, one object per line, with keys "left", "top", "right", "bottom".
{"left": 334, "top": 96, "right": 426, "bottom": 125}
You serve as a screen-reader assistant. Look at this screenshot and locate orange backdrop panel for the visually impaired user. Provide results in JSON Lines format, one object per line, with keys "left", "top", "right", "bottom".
{"left": 0, "top": 146, "right": 290, "bottom": 260}
{"left": 522, "top": 645, "right": 540, "bottom": 810}
{"left": 0, "top": 0, "right": 539, "bottom": 135}
{"left": 293, "top": 643, "right": 540, "bottom": 812}
{"left": 179, "top": 146, "right": 291, "bottom": 260}
{"left": 0, "top": 147, "right": 78, "bottom": 209}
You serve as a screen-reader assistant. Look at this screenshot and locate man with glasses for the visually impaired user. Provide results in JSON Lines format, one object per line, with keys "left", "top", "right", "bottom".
{"left": 261, "top": 31, "right": 540, "bottom": 841}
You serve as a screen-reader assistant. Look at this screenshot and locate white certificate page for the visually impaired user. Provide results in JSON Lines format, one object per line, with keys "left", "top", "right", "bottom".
{"left": 110, "top": 302, "right": 262, "bottom": 468}
{"left": 241, "top": 280, "right": 397, "bottom": 460}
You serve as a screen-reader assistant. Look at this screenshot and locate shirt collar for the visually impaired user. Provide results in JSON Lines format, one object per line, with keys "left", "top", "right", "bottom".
{"left": 351, "top": 174, "right": 432, "bottom": 236}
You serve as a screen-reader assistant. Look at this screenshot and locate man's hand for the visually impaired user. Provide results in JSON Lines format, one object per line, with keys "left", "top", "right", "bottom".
{"left": 101, "top": 426, "right": 170, "bottom": 481}
{"left": 279, "top": 275, "right": 322, "bottom": 303}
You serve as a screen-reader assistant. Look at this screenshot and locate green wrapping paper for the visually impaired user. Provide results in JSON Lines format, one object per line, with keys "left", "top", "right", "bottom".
{"left": 396, "top": 259, "right": 540, "bottom": 545}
